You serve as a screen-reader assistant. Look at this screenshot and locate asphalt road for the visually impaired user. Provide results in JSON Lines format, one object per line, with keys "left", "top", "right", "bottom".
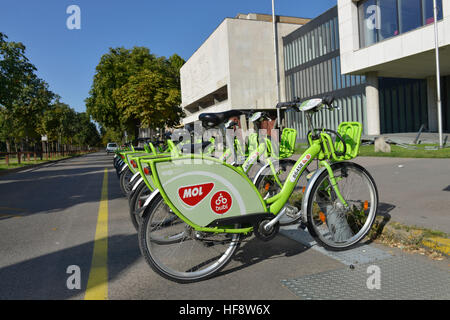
{"left": 0, "top": 153, "right": 448, "bottom": 300}
{"left": 352, "top": 157, "right": 450, "bottom": 234}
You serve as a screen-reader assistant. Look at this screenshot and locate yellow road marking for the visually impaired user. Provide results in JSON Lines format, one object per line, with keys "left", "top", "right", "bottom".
{"left": 0, "top": 207, "right": 28, "bottom": 213}
{"left": 84, "top": 168, "right": 109, "bottom": 300}
{"left": 422, "top": 237, "right": 450, "bottom": 255}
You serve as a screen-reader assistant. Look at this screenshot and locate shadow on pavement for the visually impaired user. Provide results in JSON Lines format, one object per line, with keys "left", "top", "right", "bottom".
{"left": 216, "top": 234, "right": 309, "bottom": 279}
{"left": 0, "top": 234, "right": 140, "bottom": 300}
{"left": 0, "top": 156, "right": 124, "bottom": 218}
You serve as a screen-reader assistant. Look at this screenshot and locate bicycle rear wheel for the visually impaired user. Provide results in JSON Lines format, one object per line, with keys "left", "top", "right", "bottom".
{"left": 119, "top": 167, "right": 134, "bottom": 196}
{"left": 306, "top": 162, "right": 378, "bottom": 251}
{"left": 138, "top": 194, "right": 241, "bottom": 283}
{"left": 128, "top": 180, "right": 151, "bottom": 230}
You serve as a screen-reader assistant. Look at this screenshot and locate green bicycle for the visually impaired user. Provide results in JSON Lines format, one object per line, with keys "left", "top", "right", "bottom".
{"left": 137, "top": 97, "right": 378, "bottom": 283}
{"left": 129, "top": 109, "right": 304, "bottom": 230}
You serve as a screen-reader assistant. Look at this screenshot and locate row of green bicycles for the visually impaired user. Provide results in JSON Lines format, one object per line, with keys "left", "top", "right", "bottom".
{"left": 112, "top": 96, "right": 379, "bottom": 283}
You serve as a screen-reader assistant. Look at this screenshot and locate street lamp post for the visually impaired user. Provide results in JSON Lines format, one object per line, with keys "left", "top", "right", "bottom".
{"left": 433, "top": 0, "right": 444, "bottom": 148}
{"left": 272, "top": 0, "right": 281, "bottom": 128}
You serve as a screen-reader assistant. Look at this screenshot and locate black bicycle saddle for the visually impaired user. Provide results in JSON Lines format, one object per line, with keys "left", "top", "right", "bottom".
{"left": 199, "top": 110, "right": 243, "bottom": 128}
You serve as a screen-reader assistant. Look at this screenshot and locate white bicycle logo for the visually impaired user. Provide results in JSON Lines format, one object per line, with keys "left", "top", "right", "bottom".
{"left": 215, "top": 193, "right": 228, "bottom": 206}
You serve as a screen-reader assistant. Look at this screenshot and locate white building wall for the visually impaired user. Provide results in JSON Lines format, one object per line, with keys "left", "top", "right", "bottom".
{"left": 227, "top": 19, "right": 299, "bottom": 110}
{"left": 338, "top": 0, "right": 450, "bottom": 76}
{"left": 180, "top": 17, "right": 303, "bottom": 124}
{"left": 180, "top": 21, "right": 230, "bottom": 111}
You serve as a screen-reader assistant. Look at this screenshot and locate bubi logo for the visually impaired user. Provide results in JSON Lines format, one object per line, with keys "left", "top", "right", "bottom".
{"left": 211, "top": 191, "right": 232, "bottom": 215}
{"left": 178, "top": 183, "right": 214, "bottom": 207}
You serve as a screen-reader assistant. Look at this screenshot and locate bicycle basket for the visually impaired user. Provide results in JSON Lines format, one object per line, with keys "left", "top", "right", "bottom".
{"left": 247, "top": 132, "right": 259, "bottom": 155}
{"left": 334, "top": 122, "right": 362, "bottom": 161}
{"left": 279, "top": 128, "right": 297, "bottom": 159}
{"left": 308, "top": 122, "right": 362, "bottom": 161}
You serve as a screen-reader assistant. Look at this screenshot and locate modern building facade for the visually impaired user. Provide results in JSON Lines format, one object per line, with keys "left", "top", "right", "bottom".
{"left": 180, "top": 1, "right": 449, "bottom": 140}
{"left": 180, "top": 13, "right": 310, "bottom": 125}
{"left": 284, "top": 0, "right": 449, "bottom": 140}
{"left": 283, "top": 6, "right": 368, "bottom": 139}
{"left": 338, "top": 0, "right": 449, "bottom": 135}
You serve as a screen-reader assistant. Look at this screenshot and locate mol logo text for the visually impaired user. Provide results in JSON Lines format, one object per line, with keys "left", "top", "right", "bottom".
{"left": 178, "top": 183, "right": 214, "bottom": 207}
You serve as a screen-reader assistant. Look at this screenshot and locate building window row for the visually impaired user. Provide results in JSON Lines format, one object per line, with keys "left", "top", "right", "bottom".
{"left": 284, "top": 17, "right": 340, "bottom": 71}
{"left": 358, "top": 0, "right": 444, "bottom": 48}
{"left": 286, "top": 57, "right": 366, "bottom": 101}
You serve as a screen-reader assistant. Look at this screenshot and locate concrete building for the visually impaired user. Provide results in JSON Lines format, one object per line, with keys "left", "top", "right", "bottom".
{"left": 180, "top": 13, "right": 310, "bottom": 125}
{"left": 284, "top": 0, "right": 450, "bottom": 139}
{"left": 338, "top": 0, "right": 450, "bottom": 135}
{"left": 180, "top": 2, "right": 449, "bottom": 140}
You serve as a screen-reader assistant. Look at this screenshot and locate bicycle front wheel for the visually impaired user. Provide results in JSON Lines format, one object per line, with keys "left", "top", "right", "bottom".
{"left": 306, "top": 162, "right": 378, "bottom": 251}
{"left": 138, "top": 194, "right": 241, "bottom": 283}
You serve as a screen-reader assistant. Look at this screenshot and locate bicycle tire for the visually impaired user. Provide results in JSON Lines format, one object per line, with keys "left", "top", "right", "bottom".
{"left": 138, "top": 194, "right": 241, "bottom": 283}
{"left": 128, "top": 180, "right": 151, "bottom": 230}
{"left": 305, "top": 162, "right": 378, "bottom": 251}
{"left": 119, "top": 167, "right": 133, "bottom": 196}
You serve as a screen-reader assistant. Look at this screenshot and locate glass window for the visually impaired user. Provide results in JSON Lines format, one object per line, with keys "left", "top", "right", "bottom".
{"left": 359, "top": 0, "right": 378, "bottom": 47}
{"left": 423, "top": 0, "right": 443, "bottom": 25}
{"left": 299, "top": 37, "right": 304, "bottom": 64}
{"left": 334, "top": 17, "right": 340, "bottom": 49}
{"left": 302, "top": 69, "right": 306, "bottom": 97}
{"left": 295, "top": 39, "right": 299, "bottom": 67}
{"left": 330, "top": 19, "right": 336, "bottom": 51}
{"left": 359, "top": 0, "right": 398, "bottom": 46}
{"left": 332, "top": 58, "right": 337, "bottom": 90}
{"left": 328, "top": 60, "right": 333, "bottom": 92}
{"left": 359, "top": 0, "right": 444, "bottom": 48}
{"left": 308, "top": 33, "right": 312, "bottom": 61}
{"left": 336, "top": 57, "right": 342, "bottom": 89}
{"left": 399, "top": 0, "right": 422, "bottom": 34}
{"left": 318, "top": 26, "right": 323, "bottom": 57}
{"left": 379, "top": 0, "right": 399, "bottom": 41}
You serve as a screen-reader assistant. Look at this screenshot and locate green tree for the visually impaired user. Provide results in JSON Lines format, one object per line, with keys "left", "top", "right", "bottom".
{"left": 0, "top": 32, "right": 37, "bottom": 110}
{"left": 73, "top": 113, "right": 101, "bottom": 147}
{"left": 0, "top": 32, "right": 40, "bottom": 152}
{"left": 86, "top": 47, "right": 185, "bottom": 143}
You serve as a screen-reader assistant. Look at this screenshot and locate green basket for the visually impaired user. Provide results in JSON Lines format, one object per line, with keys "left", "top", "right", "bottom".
{"left": 308, "top": 122, "right": 362, "bottom": 161}
{"left": 266, "top": 128, "right": 297, "bottom": 159}
{"left": 334, "top": 122, "right": 362, "bottom": 160}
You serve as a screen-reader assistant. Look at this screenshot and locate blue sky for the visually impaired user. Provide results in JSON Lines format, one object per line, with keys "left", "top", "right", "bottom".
{"left": 0, "top": 0, "right": 337, "bottom": 113}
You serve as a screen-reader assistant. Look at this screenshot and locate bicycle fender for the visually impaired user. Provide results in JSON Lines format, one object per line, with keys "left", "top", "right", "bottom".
{"left": 119, "top": 163, "right": 128, "bottom": 174}
{"left": 139, "top": 189, "right": 161, "bottom": 218}
{"left": 130, "top": 171, "right": 140, "bottom": 184}
{"left": 132, "top": 177, "right": 144, "bottom": 192}
{"left": 301, "top": 166, "right": 327, "bottom": 223}
{"left": 252, "top": 163, "right": 271, "bottom": 184}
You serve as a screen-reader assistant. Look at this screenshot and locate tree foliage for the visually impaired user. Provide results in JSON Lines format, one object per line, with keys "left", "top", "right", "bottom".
{"left": 86, "top": 47, "right": 185, "bottom": 142}
{"left": 0, "top": 32, "right": 101, "bottom": 152}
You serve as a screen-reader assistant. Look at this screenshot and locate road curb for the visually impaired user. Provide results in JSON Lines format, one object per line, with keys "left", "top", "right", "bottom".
{"left": 372, "top": 219, "right": 449, "bottom": 257}
{"left": 0, "top": 153, "right": 94, "bottom": 177}
{"left": 422, "top": 237, "right": 450, "bottom": 255}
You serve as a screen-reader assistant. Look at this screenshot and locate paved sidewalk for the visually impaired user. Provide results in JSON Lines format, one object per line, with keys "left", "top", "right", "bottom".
{"left": 352, "top": 157, "right": 450, "bottom": 234}
{"left": 291, "top": 155, "right": 450, "bottom": 234}
{"left": 280, "top": 225, "right": 449, "bottom": 300}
